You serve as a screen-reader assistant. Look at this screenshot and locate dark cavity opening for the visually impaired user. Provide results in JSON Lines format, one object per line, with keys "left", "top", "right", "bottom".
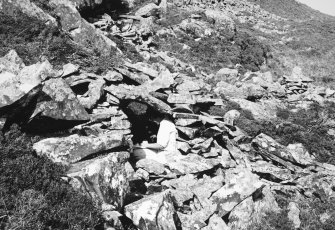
{"left": 79, "top": 0, "right": 131, "bottom": 22}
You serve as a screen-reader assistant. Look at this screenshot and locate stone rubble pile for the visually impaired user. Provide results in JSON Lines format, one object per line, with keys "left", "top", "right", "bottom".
{"left": 1, "top": 0, "right": 335, "bottom": 229}
{"left": 2, "top": 48, "right": 335, "bottom": 229}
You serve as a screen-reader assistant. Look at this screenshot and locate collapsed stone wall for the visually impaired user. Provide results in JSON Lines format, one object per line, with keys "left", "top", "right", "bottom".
{"left": 1, "top": 0, "right": 335, "bottom": 229}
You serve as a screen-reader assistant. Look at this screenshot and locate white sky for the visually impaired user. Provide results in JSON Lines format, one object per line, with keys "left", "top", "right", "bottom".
{"left": 298, "top": 0, "right": 335, "bottom": 16}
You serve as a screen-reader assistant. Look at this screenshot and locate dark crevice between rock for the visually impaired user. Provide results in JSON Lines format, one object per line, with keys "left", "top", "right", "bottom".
{"left": 71, "top": 81, "right": 90, "bottom": 95}
{"left": 78, "top": 145, "right": 129, "bottom": 163}
{"left": 78, "top": 0, "right": 130, "bottom": 23}
{"left": 253, "top": 172, "right": 284, "bottom": 184}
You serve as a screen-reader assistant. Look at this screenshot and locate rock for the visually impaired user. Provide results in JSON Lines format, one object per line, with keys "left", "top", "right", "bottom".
{"left": 250, "top": 161, "right": 296, "bottom": 181}
{"left": 61, "top": 63, "right": 79, "bottom": 77}
{"left": 78, "top": 78, "right": 105, "bottom": 110}
{"left": 287, "top": 143, "right": 315, "bottom": 165}
{"left": 136, "top": 159, "right": 166, "bottom": 175}
{"left": 214, "top": 81, "right": 245, "bottom": 99}
{"left": 125, "top": 190, "right": 177, "bottom": 230}
{"left": 239, "top": 83, "right": 266, "bottom": 100}
{"left": 176, "top": 79, "right": 205, "bottom": 93}
{"left": 27, "top": 78, "right": 89, "bottom": 131}
{"left": 285, "top": 66, "right": 313, "bottom": 83}
{"left": 0, "top": 50, "right": 25, "bottom": 75}
{"left": 175, "top": 118, "right": 199, "bottom": 127}
{"left": 124, "top": 62, "right": 159, "bottom": 79}
{"left": 135, "top": 3, "right": 159, "bottom": 17}
{"left": 168, "top": 94, "right": 196, "bottom": 105}
{"left": 67, "top": 151, "right": 129, "bottom": 210}
{"left": 210, "top": 167, "right": 264, "bottom": 217}
{"left": 162, "top": 174, "right": 198, "bottom": 190}
{"left": 205, "top": 9, "right": 235, "bottom": 30}
{"left": 224, "top": 110, "right": 240, "bottom": 126}
{"left": 215, "top": 68, "right": 238, "bottom": 84}
{"left": 167, "top": 154, "right": 220, "bottom": 175}
{"left": 141, "top": 69, "right": 175, "bottom": 92}
{"left": 49, "top": 0, "right": 115, "bottom": 55}
{"left": 252, "top": 133, "right": 301, "bottom": 167}
{"left": 33, "top": 133, "right": 126, "bottom": 164}
{"left": 228, "top": 186, "right": 280, "bottom": 230}
{"left": 288, "top": 202, "right": 301, "bottom": 229}
{"left": 202, "top": 214, "right": 230, "bottom": 230}
{"left": 230, "top": 98, "right": 281, "bottom": 120}
{"left": 177, "top": 126, "right": 197, "bottom": 139}
{"left": 0, "top": 59, "right": 54, "bottom": 121}
{"left": 105, "top": 85, "right": 172, "bottom": 114}
{"left": 134, "top": 168, "right": 150, "bottom": 181}
{"left": 178, "top": 19, "right": 214, "bottom": 38}
{"left": 116, "top": 67, "right": 150, "bottom": 85}
{"left": 103, "top": 70, "right": 123, "bottom": 82}
{"left": 0, "top": 0, "right": 57, "bottom": 26}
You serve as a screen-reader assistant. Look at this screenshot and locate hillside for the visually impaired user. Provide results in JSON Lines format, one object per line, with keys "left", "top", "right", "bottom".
{"left": 1, "top": 0, "right": 335, "bottom": 229}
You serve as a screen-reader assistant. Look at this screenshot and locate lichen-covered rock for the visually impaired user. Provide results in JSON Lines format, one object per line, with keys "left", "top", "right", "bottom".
{"left": 0, "top": 58, "right": 53, "bottom": 113}
{"left": 228, "top": 186, "right": 280, "bottom": 230}
{"left": 67, "top": 151, "right": 129, "bottom": 210}
{"left": 136, "top": 159, "right": 166, "bottom": 175}
{"left": 288, "top": 202, "right": 301, "bottom": 229}
{"left": 167, "top": 154, "right": 220, "bottom": 175}
{"left": 250, "top": 161, "right": 296, "bottom": 181}
{"left": 0, "top": 50, "right": 25, "bottom": 75}
{"left": 210, "top": 167, "right": 264, "bottom": 217}
{"left": 49, "top": 0, "right": 115, "bottom": 55}
{"left": 78, "top": 78, "right": 105, "bottom": 110}
{"left": 125, "top": 190, "right": 177, "bottom": 230}
{"left": 29, "top": 78, "right": 89, "bottom": 124}
{"left": 287, "top": 143, "right": 315, "bottom": 165}
{"left": 33, "top": 133, "right": 126, "bottom": 164}
{"left": 215, "top": 68, "right": 238, "bottom": 84}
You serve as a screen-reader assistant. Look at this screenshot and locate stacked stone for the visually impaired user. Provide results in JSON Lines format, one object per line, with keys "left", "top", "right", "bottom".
{"left": 284, "top": 66, "right": 314, "bottom": 95}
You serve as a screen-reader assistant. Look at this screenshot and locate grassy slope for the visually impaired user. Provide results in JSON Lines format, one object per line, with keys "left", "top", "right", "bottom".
{"left": 247, "top": 0, "right": 335, "bottom": 85}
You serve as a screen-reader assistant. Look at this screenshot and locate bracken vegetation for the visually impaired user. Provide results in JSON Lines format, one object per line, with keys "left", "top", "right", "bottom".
{"left": 0, "top": 125, "right": 101, "bottom": 229}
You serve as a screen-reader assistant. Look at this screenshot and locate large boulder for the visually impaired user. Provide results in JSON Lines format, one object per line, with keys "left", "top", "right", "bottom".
{"left": 204, "top": 9, "right": 236, "bottom": 37}
{"left": 33, "top": 133, "right": 126, "bottom": 164}
{"left": 0, "top": 59, "right": 52, "bottom": 110}
{"left": 67, "top": 151, "right": 129, "bottom": 210}
{"left": 27, "top": 78, "right": 89, "bottom": 132}
{"left": 125, "top": 190, "right": 178, "bottom": 230}
{"left": 210, "top": 167, "right": 264, "bottom": 217}
{"left": 49, "top": 0, "right": 116, "bottom": 54}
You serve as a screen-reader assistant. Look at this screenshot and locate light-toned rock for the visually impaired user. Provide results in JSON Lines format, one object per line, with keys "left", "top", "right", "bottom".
{"left": 135, "top": 3, "right": 159, "bottom": 17}
{"left": 78, "top": 78, "right": 105, "bottom": 110}
{"left": 33, "top": 133, "right": 126, "bottom": 164}
{"left": 67, "top": 151, "right": 129, "bottom": 209}
{"left": 210, "top": 167, "right": 264, "bottom": 217}
{"left": 202, "top": 215, "right": 230, "bottom": 230}
{"left": 136, "top": 159, "right": 166, "bottom": 175}
{"left": 125, "top": 190, "right": 177, "bottom": 230}
{"left": 224, "top": 110, "right": 240, "bottom": 126}
{"left": 167, "top": 154, "right": 220, "bottom": 175}
{"left": 0, "top": 50, "right": 25, "bottom": 75}
{"left": 29, "top": 78, "right": 89, "bottom": 124}
{"left": 288, "top": 202, "right": 301, "bottom": 229}
{"left": 287, "top": 143, "right": 315, "bottom": 165}
{"left": 215, "top": 68, "right": 238, "bottom": 84}
{"left": 49, "top": 0, "right": 115, "bottom": 55}
{"left": 61, "top": 63, "right": 79, "bottom": 77}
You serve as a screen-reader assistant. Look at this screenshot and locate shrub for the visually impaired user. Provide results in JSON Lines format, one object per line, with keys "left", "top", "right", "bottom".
{"left": 0, "top": 125, "right": 101, "bottom": 229}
